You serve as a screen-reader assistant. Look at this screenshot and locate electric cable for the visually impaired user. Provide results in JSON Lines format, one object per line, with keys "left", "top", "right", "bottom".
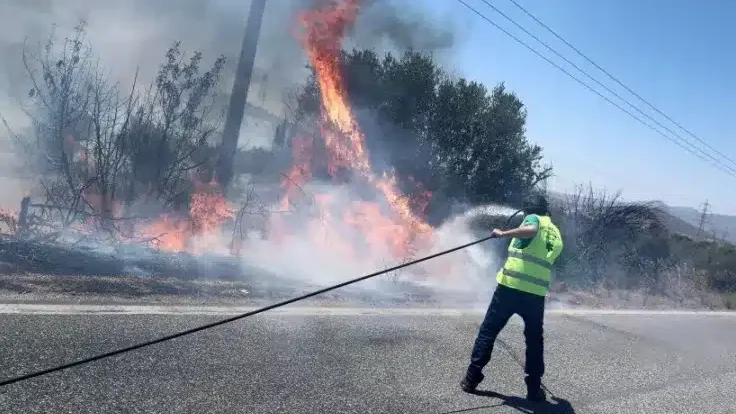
{"left": 0, "top": 210, "right": 526, "bottom": 388}
{"left": 455, "top": 0, "right": 736, "bottom": 178}
{"left": 504, "top": 0, "right": 736, "bottom": 172}
{"left": 475, "top": 0, "right": 736, "bottom": 176}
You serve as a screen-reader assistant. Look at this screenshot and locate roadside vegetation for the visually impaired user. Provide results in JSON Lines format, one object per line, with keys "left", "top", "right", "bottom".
{"left": 1, "top": 25, "right": 733, "bottom": 309}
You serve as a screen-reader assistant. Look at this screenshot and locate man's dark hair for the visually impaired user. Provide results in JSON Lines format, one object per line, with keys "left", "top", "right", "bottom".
{"left": 522, "top": 193, "right": 550, "bottom": 216}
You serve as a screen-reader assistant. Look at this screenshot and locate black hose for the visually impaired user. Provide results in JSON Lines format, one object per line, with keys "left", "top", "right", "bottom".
{"left": 499, "top": 209, "right": 525, "bottom": 234}
{"left": 1, "top": 208, "right": 549, "bottom": 395}
{"left": 0, "top": 208, "right": 525, "bottom": 388}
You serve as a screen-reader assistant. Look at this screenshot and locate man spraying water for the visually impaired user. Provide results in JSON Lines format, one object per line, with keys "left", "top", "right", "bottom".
{"left": 460, "top": 194, "right": 564, "bottom": 402}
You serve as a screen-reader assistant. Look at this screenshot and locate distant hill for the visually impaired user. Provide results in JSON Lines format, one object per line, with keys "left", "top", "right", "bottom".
{"left": 665, "top": 205, "right": 736, "bottom": 244}
{"left": 655, "top": 206, "right": 706, "bottom": 241}
{"left": 547, "top": 191, "right": 735, "bottom": 244}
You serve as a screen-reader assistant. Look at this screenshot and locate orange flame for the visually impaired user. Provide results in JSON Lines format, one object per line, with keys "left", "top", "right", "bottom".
{"left": 141, "top": 179, "right": 235, "bottom": 254}
{"left": 269, "top": 0, "right": 435, "bottom": 263}
{"left": 24, "top": 0, "right": 437, "bottom": 266}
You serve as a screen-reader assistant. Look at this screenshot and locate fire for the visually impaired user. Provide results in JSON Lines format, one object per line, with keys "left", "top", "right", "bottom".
{"left": 142, "top": 179, "right": 234, "bottom": 254}
{"left": 268, "top": 0, "right": 435, "bottom": 264}
{"left": 20, "top": 0, "right": 438, "bottom": 270}
{"left": 299, "top": 0, "right": 371, "bottom": 177}
{"left": 145, "top": 215, "right": 190, "bottom": 252}
{"left": 189, "top": 181, "right": 235, "bottom": 234}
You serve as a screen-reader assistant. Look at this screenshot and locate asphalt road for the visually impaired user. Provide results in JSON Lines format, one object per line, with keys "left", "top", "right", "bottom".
{"left": 0, "top": 307, "right": 735, "bottom": 414}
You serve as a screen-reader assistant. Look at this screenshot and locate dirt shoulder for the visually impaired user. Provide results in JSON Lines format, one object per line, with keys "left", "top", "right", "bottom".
{"left": 550, "top": 287, "right": 734, "bottom": 310}
{"left": 0, "top": 273, "right": 259, "bottom": 306}
{"left": 0, "top": 273, "right": 435, "bottom": 307}
{"left": 0, "top": 272, "right": 732, "bottom": 310}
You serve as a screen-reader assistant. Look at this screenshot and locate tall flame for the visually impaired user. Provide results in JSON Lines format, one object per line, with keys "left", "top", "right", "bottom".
{"left": 23, "top": 0, "right": 438, "bottom": 267}
{"left": 269, "top": 0, "right": 435, "bottom": 263}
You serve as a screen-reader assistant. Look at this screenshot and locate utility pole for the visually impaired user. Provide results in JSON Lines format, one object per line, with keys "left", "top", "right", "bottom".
{"left": 216, "top": 0, "right": 268, "bottom": 192}
{"left": 697, "top": 199, "right": 711, "bottom": 239}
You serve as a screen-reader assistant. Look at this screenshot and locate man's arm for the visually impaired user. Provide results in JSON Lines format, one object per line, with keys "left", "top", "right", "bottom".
{"left": 492, "top": 215, "right": 539, "bottom": 239}
{"left": 494, "top": 225, "right": 538, "bottom": 239}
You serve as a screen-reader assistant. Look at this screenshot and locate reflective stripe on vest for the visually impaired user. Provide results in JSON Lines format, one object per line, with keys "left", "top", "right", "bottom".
{"left": 500, "top": 268, "right": 550, "bottom": 289}
{"left": 506, "top": 251, "right": 553, "bottom": 270}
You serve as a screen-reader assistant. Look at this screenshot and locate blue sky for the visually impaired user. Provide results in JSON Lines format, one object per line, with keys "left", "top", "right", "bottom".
{"left": 419, "top": 0, "right": 736, "bottom": 214}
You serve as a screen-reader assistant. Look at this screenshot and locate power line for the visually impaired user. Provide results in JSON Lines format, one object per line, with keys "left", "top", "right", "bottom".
{"left": 504, "top": 0, "right": 736, "bottom": 172}
{"left": 474, "top": 0, "right": 736, "bottom": 177}
{"left": 455, "top": 0, "right": 736, "bottom": 179}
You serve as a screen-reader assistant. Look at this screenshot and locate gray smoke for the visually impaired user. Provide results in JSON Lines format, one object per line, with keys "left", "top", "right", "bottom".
{"left": 0, "top": 0, "right": 456, "bottom": 116}
{"left": 0, "top": 0, "right": 457, "bottom": 204}
{"left": 350, "top": 0, "right": 456, "bottom": 55}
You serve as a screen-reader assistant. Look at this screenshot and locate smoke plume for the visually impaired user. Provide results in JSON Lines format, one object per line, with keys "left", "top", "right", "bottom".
{"left": 0, "top": 0, "right": 494, "bottom": 307}
{"left": 0, "top": 0, "right": 457, "bottom": 135}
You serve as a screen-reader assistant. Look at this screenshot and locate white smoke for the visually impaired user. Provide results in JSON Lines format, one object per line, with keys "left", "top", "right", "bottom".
{"left": 408, "top": 203, "right": 518, "bottom": 306}
{"left": 230, "top": 180, "right": 518, "bottom": 307}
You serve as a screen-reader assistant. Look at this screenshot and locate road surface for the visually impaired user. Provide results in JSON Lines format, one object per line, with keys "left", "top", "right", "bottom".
{"left": 0, "top": 306, "right": 735, "bottom": 413}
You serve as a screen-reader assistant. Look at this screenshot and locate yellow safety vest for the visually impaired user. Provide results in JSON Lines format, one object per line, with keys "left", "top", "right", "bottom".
{"left": 496, "top": 215, "right": 564, "bottom": 297}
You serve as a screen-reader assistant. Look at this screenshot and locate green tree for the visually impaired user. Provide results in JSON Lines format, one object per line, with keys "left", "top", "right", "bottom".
{"left": 291, "top": 47, "right": 735, "bottom": 301}
{"left": 293, "top": 48, "right": 552, "bottom": 222}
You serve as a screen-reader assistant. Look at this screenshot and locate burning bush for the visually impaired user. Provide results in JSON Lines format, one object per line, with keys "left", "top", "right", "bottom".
{"left": 261, "top": 0, "right": 435, "bottom": 272}
{"left": 12, "top": 23, "right": 231, "bottom": 252}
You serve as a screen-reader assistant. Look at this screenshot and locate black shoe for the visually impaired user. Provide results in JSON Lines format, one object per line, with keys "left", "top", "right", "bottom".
{"left": 526, "top": 386, "right": 547, "bottom": 403}
{"left": 524, "top": 376, "right": 546, "bottom": 402}
{"left": 460, "top": 377, "right": 478, "bottom": 393}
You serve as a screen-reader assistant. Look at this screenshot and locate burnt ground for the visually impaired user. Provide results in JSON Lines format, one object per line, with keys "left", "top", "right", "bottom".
{"left": 0, "top": 272, "right": 440, "bottom": 307}
{"left": 0, "top": 236, "right": 732, "bottom": 309}
{"left": 1, "top": 271, "right": 732, "bottom": 311}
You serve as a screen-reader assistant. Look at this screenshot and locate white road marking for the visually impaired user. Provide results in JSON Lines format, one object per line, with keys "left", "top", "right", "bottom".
{"left": 0, "top": 304, "right": 733, "bottom": 316}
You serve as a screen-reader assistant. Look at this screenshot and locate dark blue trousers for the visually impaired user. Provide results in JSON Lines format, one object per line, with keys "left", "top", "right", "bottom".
{"left": 465, "top": 284, "right": 546, "bottom": 389}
